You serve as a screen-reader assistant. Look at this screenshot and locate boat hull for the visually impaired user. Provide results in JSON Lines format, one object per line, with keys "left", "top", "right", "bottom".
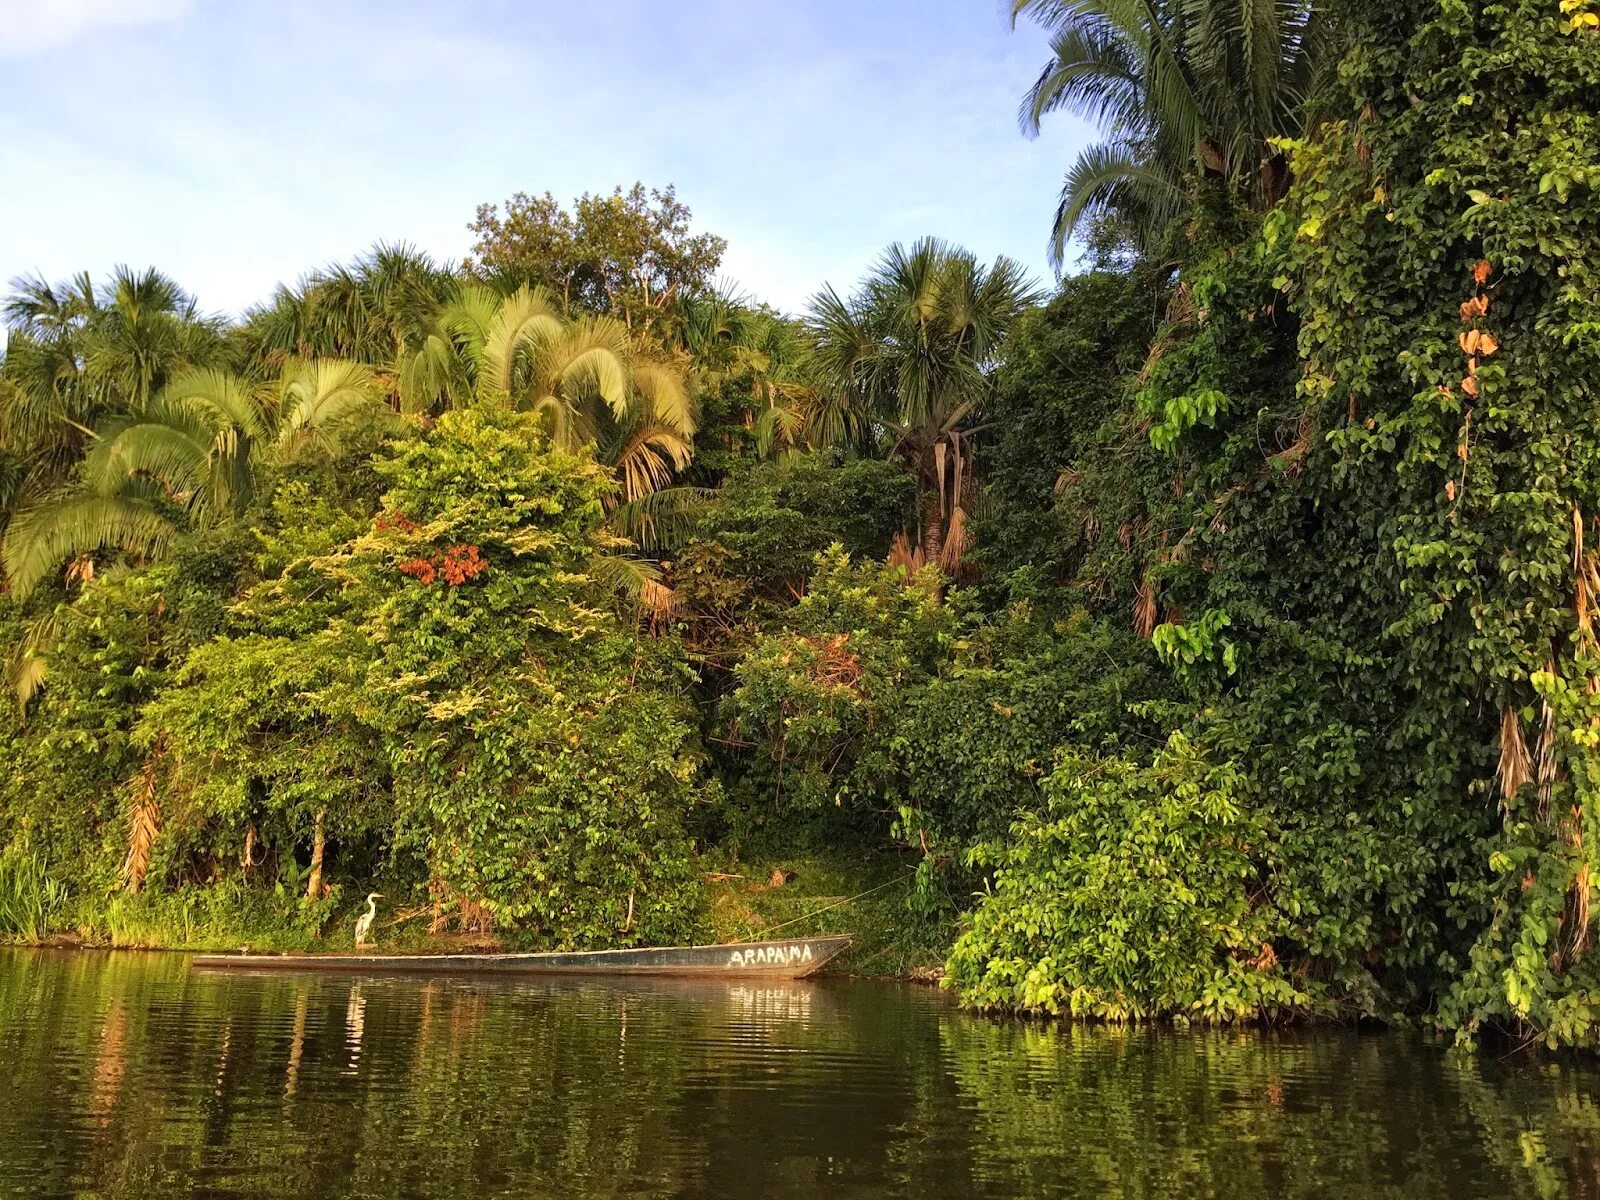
{"left": 190, "top": 935, "right": 852, "bottom": 979}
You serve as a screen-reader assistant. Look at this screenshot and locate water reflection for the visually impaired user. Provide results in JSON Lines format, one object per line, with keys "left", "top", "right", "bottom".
{"left": 0, "top": 949, "right": 1597, "bottom": 1198}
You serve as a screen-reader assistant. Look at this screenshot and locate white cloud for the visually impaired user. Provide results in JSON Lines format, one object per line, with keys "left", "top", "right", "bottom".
{"left": 0, "top": 0, "right": 189, "bottom": 57}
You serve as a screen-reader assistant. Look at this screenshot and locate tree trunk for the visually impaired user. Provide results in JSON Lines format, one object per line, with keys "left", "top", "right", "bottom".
{"left": 922, "top": 489, "right": 945, "bottom": 565}
{"left": 305, "top": 811, "right": 325, "bottom": 902}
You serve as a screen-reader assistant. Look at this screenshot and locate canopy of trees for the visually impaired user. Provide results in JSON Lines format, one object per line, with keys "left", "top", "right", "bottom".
{"left": 3, "top": 0, "right": 1599, "bottom": 1050}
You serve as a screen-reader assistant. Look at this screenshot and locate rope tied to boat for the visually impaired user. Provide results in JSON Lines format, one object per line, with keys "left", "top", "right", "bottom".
{"left": 758, "top": 871, "right": 917, "bottom": 938}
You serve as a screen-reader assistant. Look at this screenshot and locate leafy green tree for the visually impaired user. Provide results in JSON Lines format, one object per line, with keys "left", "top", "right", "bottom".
{"left": 468, "top": 183, "right": 726, "bottom": 338}
{"left": 721, "top": 548, "right": 966, "bottom": 812}
{"left": 946, "top": 732, "right": 1305, "bottom": 1021}
{"left": 142, "top": 407, "right": 707, "bottom": 943}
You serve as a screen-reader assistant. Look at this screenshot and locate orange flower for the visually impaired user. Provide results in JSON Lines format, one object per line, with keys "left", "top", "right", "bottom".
{"left": 398, "top": 558, "right": 437, "bottom": 585}
{"left": 441, "top": 544, "right": 488, "bottom": 586}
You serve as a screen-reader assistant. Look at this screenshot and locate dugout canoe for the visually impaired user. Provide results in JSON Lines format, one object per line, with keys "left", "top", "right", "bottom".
{"left": 190, "top": 934, "right": 852, "bottom": 979}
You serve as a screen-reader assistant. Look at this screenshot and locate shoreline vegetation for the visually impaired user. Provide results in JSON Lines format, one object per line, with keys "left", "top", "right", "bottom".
{"left": 5, "top": 851, "right": 945, "bottom": 982}
{"left": 5, "top": 1, "right": 1600, "bottom": 1050}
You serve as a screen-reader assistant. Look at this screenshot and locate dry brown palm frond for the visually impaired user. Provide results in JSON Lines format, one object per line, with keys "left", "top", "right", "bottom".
{"left": 638, "top": 577, "right": 678, "bottom": 631}
{"left": 1574, "top": 504, "right": 1586, "bottom": 575}
{"left": 887, "top": 531, "right": 925, "bottom": 574}
{"left": 1578, "top": 563, "right": 1593, "bottom": 645}
{"left": 1055, "top": 468, "right": 1080, "bottom": 496}
{"left": 1563, "top": 816, "right": 1592, "bottom": 969}
{"left": 1497, "top": 704, "right": 1532, "bottom": 808}
{"left": 1133, "top": 570, "right": 1159, "bottom": 639}
{"left": 123, "top": 752, "right": 163, "bottom": 893}
{"left": 1535, "top": 683, "right": 1560, "bottom": 819}
{"left": 1575, "top": 507, "right": 1600, "bottom": 654}
{"left": 1138, "top": 284, "right": 1198, "bottom": 383}
{"left": 938, "top": 505, "right": 972, "bottom": 576}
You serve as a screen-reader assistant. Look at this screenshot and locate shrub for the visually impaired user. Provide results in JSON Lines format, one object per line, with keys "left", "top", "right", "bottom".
{"left": 946, "top": 733, "right": 1307, "bottom": 1022}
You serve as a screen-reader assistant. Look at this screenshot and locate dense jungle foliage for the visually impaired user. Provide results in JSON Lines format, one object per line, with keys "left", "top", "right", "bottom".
{"left": 3, "top": 0, "right": 1599, "bottom": 1047}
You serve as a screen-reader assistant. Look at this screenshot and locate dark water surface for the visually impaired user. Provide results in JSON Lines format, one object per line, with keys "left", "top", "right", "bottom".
{"left": 3, "top": 950, "right": 1599, "bottom": 1198}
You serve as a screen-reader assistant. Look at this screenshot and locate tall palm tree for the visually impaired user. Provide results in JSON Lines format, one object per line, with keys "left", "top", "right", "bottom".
{"left": 1012, "top": 0, "right": 1329, "bottom": 262}
{"left": 807, "top": 238, "right": 1039, "bottom": 564}
{"left": 397, "top": 285, "right": 696, "bottom": 503}
{"left": 2, "top": 360, "right": 386, "bottom": 598}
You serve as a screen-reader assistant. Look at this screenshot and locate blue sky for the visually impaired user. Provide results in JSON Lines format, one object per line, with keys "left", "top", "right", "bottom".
{"left": 0, "top": 0, "right": 1090, "bottom": 319}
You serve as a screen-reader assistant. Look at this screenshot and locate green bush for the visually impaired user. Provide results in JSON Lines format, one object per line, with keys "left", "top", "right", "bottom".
{"left": 946, "top": 733, "right": 1308, "bottom": 1022}
{"left": 720, "top": 548, "right": 964, "bottom": 812}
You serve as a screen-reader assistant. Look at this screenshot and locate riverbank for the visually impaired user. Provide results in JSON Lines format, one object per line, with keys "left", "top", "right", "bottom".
{"left": 2, "top": 849, "right": 953, "bottom": 980}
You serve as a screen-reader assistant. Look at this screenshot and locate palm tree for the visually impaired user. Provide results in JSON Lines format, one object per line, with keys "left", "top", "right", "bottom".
{"left": 807, "top": 238, "right": 1039, "bottom": 565}
{"left": 2, "top": 360, "right": 386, "bottom": 598}
{"left": 1, "top": 267, "right": 227, "bottom": 526}
{"left": 675, "top": 289, "right": 816, "bottom": 460}
{"left": 1012, "top": 0, "right": 1329, "bottom": 262}
{"left": 233, "top": 243, "right": 458, "bottom": 376}
{"left": 397, "top": 284, "right": 696, "bottom": 503}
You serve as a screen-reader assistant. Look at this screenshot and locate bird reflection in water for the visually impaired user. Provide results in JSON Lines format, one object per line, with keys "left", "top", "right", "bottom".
{"left": 344, "top": 985, "right": 366, "bottom": 1076}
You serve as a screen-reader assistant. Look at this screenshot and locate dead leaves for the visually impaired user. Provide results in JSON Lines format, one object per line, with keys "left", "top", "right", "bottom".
{"left": 1452, "top": 263, "right": 1495, "bottom": 476}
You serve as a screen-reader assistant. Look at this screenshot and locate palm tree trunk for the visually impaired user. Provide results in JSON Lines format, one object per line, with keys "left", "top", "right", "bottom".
{"left": 922, "top": 489, "right": 945, "bottom": 565}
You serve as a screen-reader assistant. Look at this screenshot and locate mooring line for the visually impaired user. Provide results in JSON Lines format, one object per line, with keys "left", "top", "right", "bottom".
{"left": 759, "top": 871, "right": 917, "bottom": 937}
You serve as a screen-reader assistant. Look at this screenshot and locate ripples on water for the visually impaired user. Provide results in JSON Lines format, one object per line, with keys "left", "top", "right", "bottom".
{"left": 1, "top": 950, "right": 1598, "bottom": 1198}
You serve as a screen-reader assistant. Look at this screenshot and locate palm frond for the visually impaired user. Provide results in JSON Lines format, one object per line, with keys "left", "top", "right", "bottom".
{"left": 588, "top": 551, "right": 676, "bottom": 627}
{"left": 3, "top": 494, "right": 179, "bottom": 599}
{"left": 1012, "top": 0, "right": 1324, "bottom": 252}
{"left": 1051, "top": 142, "right": 1189, "bottom": 264}
{"left": 608, "top": 422, "right": 694, "bottom": 504}
{"left": 478, "top": 286, "right": 565, "bottom": 403}
{"left": 607, "top": 486, "right": 717, "bottom": 552}
{"left": 274, "top": 360, "right": 386, "bottom": 461}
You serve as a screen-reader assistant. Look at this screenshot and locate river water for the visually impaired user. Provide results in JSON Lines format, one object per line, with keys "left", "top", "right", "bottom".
{"left": 2, "top": 949, "right": 1598, "bottom": 1198}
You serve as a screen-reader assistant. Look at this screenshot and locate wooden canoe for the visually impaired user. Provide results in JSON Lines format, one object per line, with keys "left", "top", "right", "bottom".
{"left": 190, "top": 934, "right": 852, "bottom": 979}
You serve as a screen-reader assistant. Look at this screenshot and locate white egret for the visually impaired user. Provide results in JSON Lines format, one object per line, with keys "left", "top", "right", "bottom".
{"left": 354, "top": 893, "right": 382, "bottom": 947}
